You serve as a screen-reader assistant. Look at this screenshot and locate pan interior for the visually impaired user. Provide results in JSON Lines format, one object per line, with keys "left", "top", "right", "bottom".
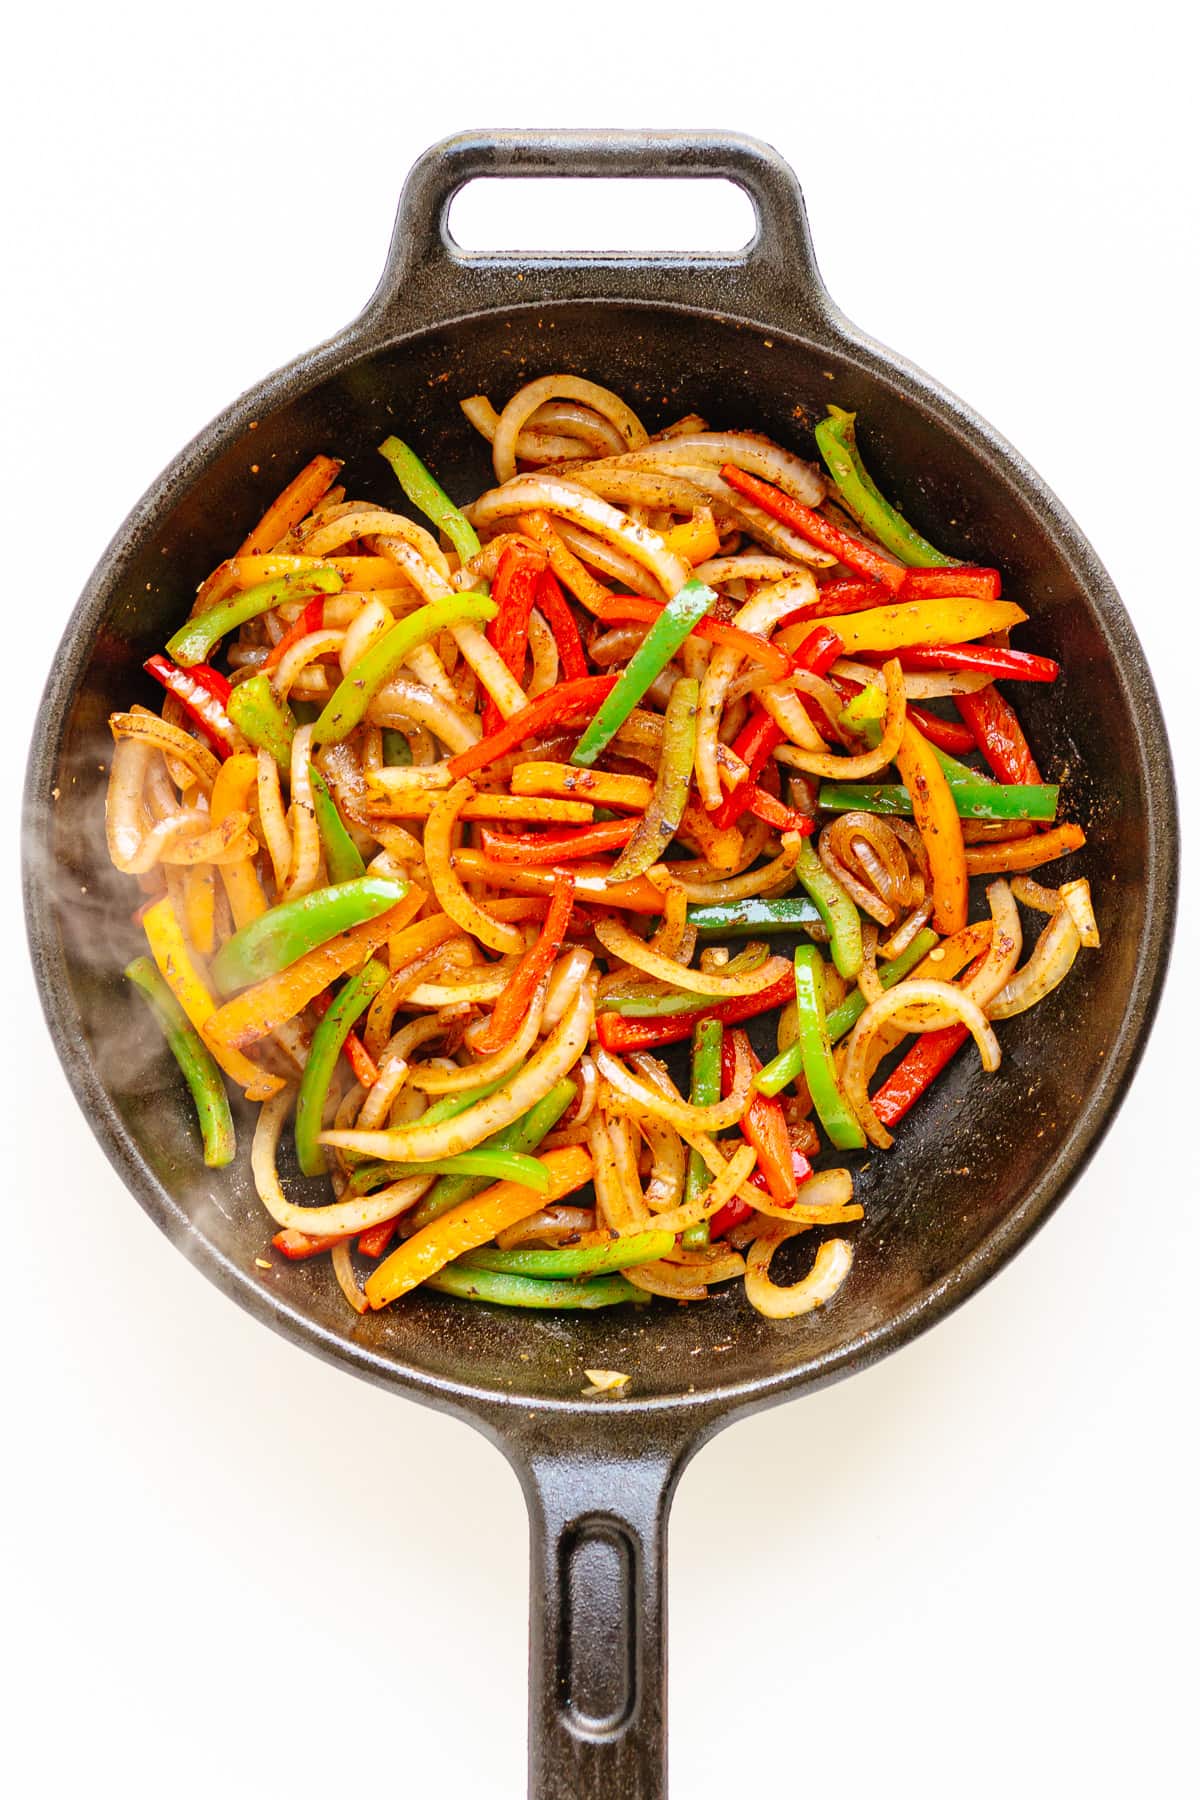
{"left": 35, "top": 299, "right": 1157, "bottom": 1407}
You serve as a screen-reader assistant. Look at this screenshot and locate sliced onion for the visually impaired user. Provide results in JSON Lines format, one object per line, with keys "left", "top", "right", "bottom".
{"left": 409, "top": 979, "right": 547, "bottom": 1092}
{"left": 843, "top": 979, "right": 1003, "bottom": 1149}
{"left": 469, "top": 476, "right": 691, "bottom": 598}
{"left": 105, "top": 737, "right": 154, "bottom": 873}
{"left": 594, "top": 1046, "right": 750, "bottom": 1133}
{"left": 490, "top": 376, "right": 649, "bottom": 483}
{"left": 694, "top": 572, "right": 819, "bottom": 807}
{"left": 256, "top": 745, "right": 292, "bottom": 887}
{"left": 542, "top": 947, "right": 595, "bottom": 1029}
{"left": 1060, "top": 878, "right": 1100, "bottom": 947}
{"left": 777, "top": 658, "right": 907, "bottom": 779}
{"left": 526, "top": 608, "right": 559, "bottom": 697}
{"left": 494, "top": 1205, "right": 596, "bottom": 1250}
{"left": 330, "top": 1239, "right": 370, "bottom": 1314}
{"left": 110, "top": 708, "right": 221, "bottom": 796}
{"left": 593, "top": 916, "right": 789, "bottom": 999}
{"left": 745, "top": 1234, "right": 853, "bottom": 1320}
{"left": 988, "top": 906, "right": 1083, "bottom": 1020}
{"left": 252, "top": 1088, "right": 432, "bottom": 1235}
{"left": 624, "top": 1261, "right": 711, "bottom": 1300}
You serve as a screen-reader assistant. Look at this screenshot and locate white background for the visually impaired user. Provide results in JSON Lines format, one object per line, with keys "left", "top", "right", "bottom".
{"left": 4, "top": 4, "right": 1197, "bottom": 1796}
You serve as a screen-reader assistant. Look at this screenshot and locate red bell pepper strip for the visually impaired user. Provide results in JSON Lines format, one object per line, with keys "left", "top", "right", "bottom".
{"left": 745, "top": 786, "right": 816, "bottom": 833}
{"left": 592, "top": 593, "right": 791, "bottom": 680}
{"left": 143, "top": 655, "right": 239, "bottom": 759}
{"left": 954, "top": 683, "right": 1043, "bottom": 784}
{"left": 476, "top": 819, "right": 638, "bottom": 865}
{"left": 472, "top": 869, "right": 575, "bottom": 1053}
{"left": 271, "top": 1226, "right": 355, "bottom": 1259}
{"left": 483, "top": 543, "right": 543, "bottom": 733}
{"left": 534, "top": 567, "right": 589, "bottom": 681}
{"left": 903, "top": 706, "right": 977, "bottom": 754}
{"left": 888, "top": 643, "right": 1058, "bottom": 683}
{"left": 310, "top": 987, "right": 380, "bottom": 1088}
{"left": 790, "top": 624, "right": 845, "bottom": 678}
{"left": 446, "top": 675, "right": 619, "bottom": 779}
{"left": 261, "top": 597, "right": 326, "bottom": 675}
{"left": 709, "top": 1148, "right": 814, "bottom": 1239}
{"left": 595, "top": 967, "right": 796, "bottom": 1053}
{"left": 898, "top": 566, "right": 1001, "bottom": 602}
{"left": 719, "top": 464, "right": 906, "bottom": 592}
{"left": 871, "top": 944, "right": 990, "bottom": 1128}
{"left": 712, "top": 706, "right": 784, "bottom": 828}
{"left": 723, "top": 1028, "right": 799, "bottom": 1207}
{"left": 776, "top": 579, "right": 895, "bottom": 631}
{"left": 357, "top": 1220, "right": 399, "bottom": 1258}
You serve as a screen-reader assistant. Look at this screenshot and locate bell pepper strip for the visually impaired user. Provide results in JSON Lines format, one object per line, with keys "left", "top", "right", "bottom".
{"left": 592, "top": 593, "right": 791, "bottom": 681}
{"left": 313, "top": 594, "right": 497, "bottom": 745}
{"left": 820, "top": 928, "right": 940, "bottom": 1046}
{"left": 473, "top": 869, "right": 575, "bottom": 1054}
{"left": 896, "top": 717, "right": 968, "bottom": 934}
{"left": 954, "top": 683, "right": 1044, "bottom": 784}
{"left": 295, "top": 959, "right": 391, "bottom": 1176}
{"left": 793, "top": 838, "right": 862, "bottom": 979}
{"left": 422, "top": 1264, "right": 650, "bottom": 1309}
{"left": 260, "top": 596, "right": 326, "bottom": 674}
{"left": 822, "top": 598, "right": 1026, "bottom": 657}
{"left": 679, "top": 1017, "right": 723, "bottom": 1248}
{"left": 209, "top": 752, "right": 270, "bottom": 929}
{"left": 124, "top": 956, "right": 236, "bottom": 1169}
{"left": 813, "top": 406, "right": 953, "bottom": 568}
{"left": 761, "top": 947, "right": 865, "bottom": 1147}
{"left": 452, "top": 848, "right": 663, "bottom": 914}
{"left": 460, "top": 1230, "right": 675, "bottom": 1278}
{"left": 510, "top": 763, "right": 653, "bottom": 810}
{"left": 143, "top": 656, "right": 240, "bottom": 759}
{"left": 408, "top": 1079, "right": 578, "bottom": 1228}
{"left": 140, "top": 895, "right": 284, "bottom": 1098}
{"left": 226, "top": 672, "right": 297, "bottom": 769}
{"left": 382, "top": 729, "right": 413, "bottom": 766}
{"left": 571, "top": 578, "right": 718, "bottom": 766}
{"left": 211, "top": 876, "right": 409, "bottom": 995}
{"left": 206, "top": 901, "right": 415, "bottom": 1051}
{"left": 777, "top": 578, "right": 895, "bottom": 628}
{"left": 309, "top": 985, "right": 378, "bottom": 1088}
{"left": 708, "top": 1146, "right": 817, "bottom": 1241}
{"left": 745, "top": 786, "right": 816, "bottom": 834}
{"left": 903, "top": 706, "right": 977, "bottom": 754}
{"left": 378, "top": 434, "right": 481, "bottom": 567}
{"left": 309, "top": 767, "right": 366, "bottom": 883}
{"left": 720, "top": 462, "right": 907, "bottom": 591}
{"left": 610, "top": 676, "right": 699, "bottom": 881}
{"left": 167, "top": 568, "right": 342, "bottom": 668}
{"left": 688, "top": 895, "right": 823, "bottom": 938}
{"left": 899, "top": 566, "right": 1001, "bottom": 601}
{"left": 712, "top": 705, "right": 785, "bottom": 829}
{"left": 477, "top": 819, "right": 637, "bottom": 865}
{"left": 872, "top": 1023, "right": 970, "bottom": 1128}
{"left": 882, "top": 643, "right": 1058, "bottom": 683}
{"left": 595, "top": 967, "right": 796, "bottom": 1054}
{"left": 723, "top": 1028, "right": 799, "bottom": 1207}
{"left": 228, "top": 554, "right": 411, "bottom": 592}
{"left": 363, "top": 1144, "right": 593, "bottom": 1308}
{"left": 817, "top": 777, "right": 1058, "bottom": 823}
{"left": 516, "top": 509, "right": 613, "bottom": 614}
{"left": 598, "top": 946, "right": 770, "bottom": 1018}
{"left": 346, "top": 1148, "right": 552, "bottom": 1195}
{"left": 482, "top": 543, "right": 542, "bottom": 732}
{"left": 964, "top": 822, "right": 1086, "bottom": 875}
{"left": 447, "top": 675, "right": 619, "bottom": 780}
{"left": 271, "top": 1226, "right": 356, "bottom": 1260}
{"left": 660, "top": 509, "right": 722, "bottom": 566}
{"left": 238, "top": 455, "right": 343, "bottom": 556}
{"left": 533, "top": 567, "right": 589, "bottom": 680}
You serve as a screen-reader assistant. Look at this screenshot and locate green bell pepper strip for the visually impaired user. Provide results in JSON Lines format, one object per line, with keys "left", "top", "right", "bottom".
{"left": 759, "top": 946, "right": 866, "bottom": 1148}
{"left": 345, "top": 1148, "right": 551, "bottom": 1196}
{"left": 125, "top": 956, "right": 235, "bottom": 1169}
{"left": 382, "top": 729, "right": 413, "bottom": 766}
{"left": 598, "top": 945, "right": 770, "bottom": 1017}
{"left": 294, "top": 959, "right": 390, "bottom": 1176}
{"left": 814, "top": 406, "right": 952, "bottom": 569}
{"left": 312, "top": 594, "right": 497, "bottom": 745}
{"left": 409, "top": 1078, "right": 578, "bottom": 1229}
{"left": 757, "top": 928, "right": 939, "bottom": 1098}
{"left": 210, "top": 876, "right": 408, "bottom": 995}
{"left": 793, "top": 839, "right": 863, "bottom": 980}
{"left": 226, "top": 673, "right": 296, "bottom": 768}
{"left": 818, "top": 778, "right": 1057, "bottom": 822}
{"left": 423, "top": 1264, "right": 650, "bottom": 1310}
{"left": 378, "top": 435, "right": 482, "bottom": 567}
{"left": 680, "top": 1016, "right": 723, "bottom": 1249}
{"left": 341, "top": 1072, "right": 520, "bottom": 1182}
{"left": 460, "top": 1230, "right": 675, "bottom": 1279}
{"left": 309, "top": 767, "right": 366, "bottom": 882}
{"left": 571, "top": 578, "right": 718, "bottom": 766}
{"left": 166, "top": 569, "right": 343, "bottom": 668}
{"left": 609, "top": 676, "right": 699, "bottom": 880}
{"left": 687, "top": 895, "right": 823, "bottom": 938}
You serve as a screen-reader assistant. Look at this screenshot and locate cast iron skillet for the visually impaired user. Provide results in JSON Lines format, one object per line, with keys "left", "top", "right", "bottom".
{"left": 23, "top": 131, "right": 1178, "bottom": 1798}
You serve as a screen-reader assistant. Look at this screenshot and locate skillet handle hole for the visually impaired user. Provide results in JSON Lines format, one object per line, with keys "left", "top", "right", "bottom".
{"left": 447, "top": 177, "right": 757, "bottom": 257}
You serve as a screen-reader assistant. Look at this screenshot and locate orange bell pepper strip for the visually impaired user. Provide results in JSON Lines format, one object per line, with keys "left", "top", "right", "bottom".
{"left": 181, "top": 864, "right": 216, "bottom": 958}
{"left": 509, "top": 762, "right": 653, "bottom": 810}
{"left": 209, "top": 753, "right": 270, "bottom": 931}
{"left": 364, "top": 1145, "right": 593, "bottom": 1308}
{"left": 964, "top": 823, "right": 1086, "bottom": 876}
{"left": 895, "top": 720, "right": 968, "bottom": 934}
{"left": 237, "top": 455, "right": 343, "bottom": 556}
{"left": 228, "top": 554, "right": 411, "bottom": 591}
{"left": 822, "top": 597, "right": 1027, "bottom": 656}
{"left": 140, "top": 896, "right": 284, "bottom": 1100}
{"left": 516, "top": 510, "right": 612, "bottom": 614}
{"left": 450, "top": 848, "right": 664, "bottom": 914}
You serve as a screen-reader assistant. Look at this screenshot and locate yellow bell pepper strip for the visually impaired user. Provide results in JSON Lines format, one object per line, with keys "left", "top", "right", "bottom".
{"left": 609, "top": 676, "right": 698, "bottom": 881}
{"left": 680, "top": 1016, "right": 723, "bottom": 1250}
{"left": 363, "top": 1145, "right": 593, "bottom": 1309}
{"left": 140, "top": 895, "right": 283, "bottom": 1100}
{"left": 792, "top": 838, "right": 863, "bottom": 980}
{"left": 895, "top": 717, "right": 968, "bottom": 934}
{"left": 181, "top": 864, "right": 216, "bottom": 957}
{"left": 294, "top": 958, "right": 391, "bottom": 1176}
{"left": 211, "top": 876, "right": 408, "bottom": 995}
{"left": 206, "top": 901, "right": 416, "bottom": 1050}
{"left": 821, "top": 597, "right": 1026, "bottom": 657}
{"left": 408, "top": 1079, "right": 578, "bottom": 1228}
{"left": 209, "top": 752, "right": 270, "bottom": 929}
{"left": 309, "top": 767, "right": 365, "bottom": 882}
{"left": 759, "top": 947, "right": 865, "bottom": 1148}
{"left": 814, "top": 405, "right": 955, "bottom": 568}
{"left": 461, "top": 1230, "right": 675, "bottom": 1278}
{"left": 378, "top": 435, "right": 482, "bottom": 567}
{"left": 312, "top": 594, "right": 497, "bottom": 745}
{"left": 166, "top": 568, "right": 343, "bottom": 668}
{"left": 660, "top": 509, "right": 721, "bottom": 566}
{"left": 225, "top": 672, "right": 296, "bottom": 769}
{"left": 124, "top": 956, "right": 235, "bottom": 1168}
{"left": 571, "top": 578, "right": 718, "bottom": 767}
{"left": 422, "top": 1265, "right": 650, "bottom": 1309}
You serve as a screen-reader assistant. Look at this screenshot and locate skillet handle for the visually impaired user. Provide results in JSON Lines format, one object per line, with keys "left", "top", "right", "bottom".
{"left": 357, "top": 129, "right": 840, "bottom": 341}
{"left": 504, "top": 1426, "right": 694, "bottom": 1800}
